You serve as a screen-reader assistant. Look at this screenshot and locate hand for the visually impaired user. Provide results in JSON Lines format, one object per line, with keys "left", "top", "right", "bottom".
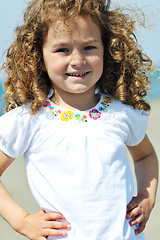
{"left": 126, "top": 194, "right": 155, "bottom": 235}
{"left": 17, "top": 210, "right": 71, "bottom": 240}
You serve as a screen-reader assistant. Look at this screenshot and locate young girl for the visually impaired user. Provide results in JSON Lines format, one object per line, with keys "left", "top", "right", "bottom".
{"left": 0, "top": 0, "right": 158, "bottom": 239}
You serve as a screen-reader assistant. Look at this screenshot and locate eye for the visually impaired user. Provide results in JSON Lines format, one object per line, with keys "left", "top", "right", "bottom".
{"left": 84, "top": 46, "right": 97, "bottom": 51}
{"left": 56, "top": 48, "right": 69, "bottom": 53}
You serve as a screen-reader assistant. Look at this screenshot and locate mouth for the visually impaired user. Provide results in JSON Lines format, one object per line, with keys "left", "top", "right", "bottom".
{"left": 66, "top": 71, "right": 90, "bottom": 77}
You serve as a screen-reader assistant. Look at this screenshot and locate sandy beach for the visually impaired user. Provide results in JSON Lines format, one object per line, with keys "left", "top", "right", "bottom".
{"left": 0, "top": 98, "right": 160, "bottom": 240}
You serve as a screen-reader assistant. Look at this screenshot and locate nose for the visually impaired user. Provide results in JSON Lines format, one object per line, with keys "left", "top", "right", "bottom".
{"left": 70, "top": 50, "right": 86, "bottom": 67}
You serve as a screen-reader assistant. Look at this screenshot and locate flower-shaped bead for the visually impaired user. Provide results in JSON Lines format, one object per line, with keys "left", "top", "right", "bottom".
{"left": 89, "top": 109, "right": 101, "bottom": 120}
{"left": 61, "top": 111, "right": 74, "bottom": 121}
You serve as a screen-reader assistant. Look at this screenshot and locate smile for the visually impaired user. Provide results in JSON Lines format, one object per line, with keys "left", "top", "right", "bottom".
{"left": 66, "top": 72, "right": 90, "bottom": 77}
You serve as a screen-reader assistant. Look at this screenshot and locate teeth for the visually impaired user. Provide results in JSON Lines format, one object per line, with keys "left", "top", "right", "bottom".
{"left": 67, "top": 72, "right": 88, "bottom": 77}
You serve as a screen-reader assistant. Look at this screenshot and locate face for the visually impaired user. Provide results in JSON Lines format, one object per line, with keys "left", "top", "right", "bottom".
{"left": 42, "top": 15, "right": 104, "bottom": 101}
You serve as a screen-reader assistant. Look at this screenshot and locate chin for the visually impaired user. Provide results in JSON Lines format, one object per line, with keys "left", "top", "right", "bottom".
{"left": 68, "top": 88, "right": 90, "bottom": 95}
{"left": 68, "top": 84, "right": 95, "bottom": 94}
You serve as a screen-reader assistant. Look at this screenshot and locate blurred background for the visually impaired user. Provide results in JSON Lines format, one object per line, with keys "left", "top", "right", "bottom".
{"left": 0, "top": 0, "right": 160, "bottom": 239}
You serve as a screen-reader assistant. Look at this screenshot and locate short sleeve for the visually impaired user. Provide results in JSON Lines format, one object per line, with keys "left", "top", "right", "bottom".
{"left": 112, "top": 101, "right": 148, "bottom": 147}
{"left": 123, "top": 106, "right": 148, "bottom": 146}
{"left": 0, "top": 106, "right": 39, "bottom": 158}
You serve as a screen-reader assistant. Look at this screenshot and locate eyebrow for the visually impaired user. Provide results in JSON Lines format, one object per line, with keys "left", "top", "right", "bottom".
{"left": 83, "top": 39, "right": 100, "bottom": 44}
{"left": 52, "top": 38, "right": 100, "bottom": 48}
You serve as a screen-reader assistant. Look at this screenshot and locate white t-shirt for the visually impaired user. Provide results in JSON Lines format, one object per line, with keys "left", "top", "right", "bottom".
{"left": 0, "top": 94, "right": 148, "bottom": 240}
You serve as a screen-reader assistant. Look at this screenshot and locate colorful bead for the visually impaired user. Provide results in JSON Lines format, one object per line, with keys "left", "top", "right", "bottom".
{"left": 43, "top": 96, "right": 114, "bottom": 123}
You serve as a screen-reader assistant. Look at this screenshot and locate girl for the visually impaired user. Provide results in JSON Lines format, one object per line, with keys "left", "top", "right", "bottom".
{"left": 0, "top": 0, "right": 158, "bottom": 239}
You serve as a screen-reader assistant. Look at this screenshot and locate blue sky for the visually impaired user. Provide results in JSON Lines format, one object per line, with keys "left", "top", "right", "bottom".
{"left": 0, "top": 0, "right": 160, "bottom": 79}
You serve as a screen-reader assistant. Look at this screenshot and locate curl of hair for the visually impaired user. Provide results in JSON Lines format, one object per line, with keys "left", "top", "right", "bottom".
{"left": 2, "top": 0, "right": 153, "bottom": 114}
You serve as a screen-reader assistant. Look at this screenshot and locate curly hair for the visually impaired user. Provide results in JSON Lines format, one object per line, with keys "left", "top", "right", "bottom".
{"left": 2, "top": 0, "right": 153, "bottom": 114}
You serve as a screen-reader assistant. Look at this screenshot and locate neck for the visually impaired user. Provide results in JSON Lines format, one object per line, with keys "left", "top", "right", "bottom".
{"left": 50, "top": 88, "right": 99, "bottom": 111}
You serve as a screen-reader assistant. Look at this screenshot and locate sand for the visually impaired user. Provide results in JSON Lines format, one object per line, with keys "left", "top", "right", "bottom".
{"left": 0, "top": 99, "right": 160, "bottom": 240}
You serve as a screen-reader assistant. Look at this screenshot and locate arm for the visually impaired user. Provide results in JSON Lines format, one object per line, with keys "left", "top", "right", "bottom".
{"left": 0, "top": 151, "right": 71, "bottom": 239}
{"left": 126, "top": 135, "right": 159, "bottom": 235}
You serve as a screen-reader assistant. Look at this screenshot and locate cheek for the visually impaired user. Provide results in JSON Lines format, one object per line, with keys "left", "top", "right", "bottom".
{"left": 91, "top": 56, "right": 104, "bottom": 74}
{"left": 46, "top": 58, "right": 67, "bottom": 76}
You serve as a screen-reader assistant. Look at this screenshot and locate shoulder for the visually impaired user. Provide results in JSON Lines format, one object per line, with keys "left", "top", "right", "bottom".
{"left": 111, "top": 99, "right": 148, "bottom": 146}
{"left": 1, "top": 103, "right": 31, "bottom": 118}
{"left": 99, "top": 93, "right": 148, "bottom": 146}
{"left": 99, "top": 92, "right": 148, "bottom": 124}
{"left": 0, "top": 104, "right": 41, "bottom": 158}
{"left": 111, "top": 98, "right": 148, "bottom": 123}
{"left": 1, "top": 102, "right": 46, "bottom": 119}
{"left": 0, "top": 103, "right": 41, "bottom": 132}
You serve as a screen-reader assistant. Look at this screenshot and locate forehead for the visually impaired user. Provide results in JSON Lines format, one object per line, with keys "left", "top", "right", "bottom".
{"left": 45, "top": 15, "right": 102, "bottom": 42}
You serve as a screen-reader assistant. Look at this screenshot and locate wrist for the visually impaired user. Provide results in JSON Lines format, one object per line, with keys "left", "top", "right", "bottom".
{"left": 12, "top": 212, "right": 30, "bottom": 234}
{"left": 137, "top": 191, "right": 156, "bottom": 209}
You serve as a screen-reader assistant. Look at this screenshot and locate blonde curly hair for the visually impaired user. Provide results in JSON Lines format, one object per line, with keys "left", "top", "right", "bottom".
{"left": 2, "top": 0, "right": 153, "bottom": 114}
